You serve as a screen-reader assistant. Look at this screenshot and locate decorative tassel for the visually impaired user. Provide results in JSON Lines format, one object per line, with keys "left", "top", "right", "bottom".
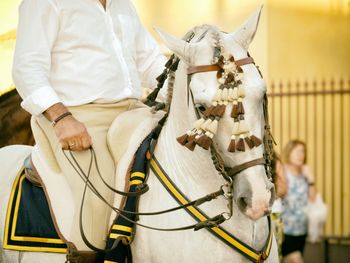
{"left": 238, "top": 84, "right": 245, "bottom": 97}
{"left": 244, "top": 135, "right": 254, "bottom": 149}
{"left": 195, "top": 134, "right": 213, "bottom": 150}
{"left": 194, "top": 118, "right": 206, "bottom": 129}
{"left": 200, "top": 118, "right": 213, "bottom": 131}
{"left": 203, "top": 106, "right": 215, "bottom": 117}
{"left": 216, "top": 105, "right": 226, "bottom": 117}
{"left": 238, "top": 120, "right": 249, "bottom": 134}
{"left": 237, "top": 101, "right": 245, "bottom": 115}
{"left": 185, "top": 139, "right": 196, "bottom": 151}
{"left": 206, "top": 120, "right": 218, "bottom": 134}
{"left": 210, "top": 105, "right": 220, "bottom": 117}
{"left": 232, "top": 121, "right": 240, "bottom": 135}
{"left": 177, "top": 134, "right": 189, "bottom": 145}
{"left": 250, "top": 134, "right": 262, "bottom": 147}
{"left": 228, "top": 88, "right": 234, "bottom": 102}
{"left": 236, "top": 136, "right": 246, "bottom": 152}
{"left": 231, "top": 102, "right": 239, "bottom": 118}
{"left": 227, "top": 136, "right": 236, "bottom": 152}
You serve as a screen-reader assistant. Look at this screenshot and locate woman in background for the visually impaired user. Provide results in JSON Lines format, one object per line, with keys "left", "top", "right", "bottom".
{"left": 281, "top": 140, "right": 317, "bottom": 263}
{"left": 271, "top": 151, "right": 287, "bottom": 262}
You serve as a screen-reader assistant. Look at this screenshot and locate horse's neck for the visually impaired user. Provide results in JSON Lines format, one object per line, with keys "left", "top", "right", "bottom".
{"left": 155, "top": 62, "right": 270, "bottom": 249}
{"left": 157, "top": 62, "right": 218, "bottom": 183}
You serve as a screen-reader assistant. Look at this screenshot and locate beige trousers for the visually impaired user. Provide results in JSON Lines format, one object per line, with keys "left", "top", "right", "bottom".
{"left": 34, "top": 99, "right": 144, "bottom": 250}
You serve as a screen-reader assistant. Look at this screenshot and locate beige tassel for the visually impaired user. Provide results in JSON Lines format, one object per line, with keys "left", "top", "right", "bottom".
{"left": 206, "top": 119, "right": 218, "bottom": 134}
{"left": 238, "top": 120, "right": 249, "bottom": 134}
{"left": 228, "top": 88, "right": 234, "bottom": 102}
{"left": 232, "top": 121, "right": 240, "bottom": 135}
{"left": 238, "top": 85, "right": 245, "bottom": 98}
{"left": 213, "top": 89, "right": 222, "bottom": 103}
{"left": 194, "top": 118, "right": 206, "bottom": 129}
{"left": 232, "top": 87, "right": 239, "bottom": 100}
{"left": 221, "top": 88, "right": 229, "bottom": 102}
{"left": 200, "top": 118, "right": 213, "bottom": 131}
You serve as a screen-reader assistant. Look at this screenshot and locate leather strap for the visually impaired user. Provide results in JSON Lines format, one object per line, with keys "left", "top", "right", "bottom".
{"left": 226, "top": 158, "right": 265, "bottom": 177}
{"left": 187, "top": 57, "right": 255, "bottom": 75}
{"left": 187, "top": 65, "right": 221, "bottom": 75}
{"left": 235, "top": 57, "right": 255, "bottom": 67}
{"left": 67, "top": 251, "right": 104, "bottom": 263}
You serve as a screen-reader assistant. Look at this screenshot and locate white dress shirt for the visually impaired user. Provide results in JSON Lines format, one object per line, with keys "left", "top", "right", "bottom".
{"left": 13, "top": 0, "right": 166, "bottom": 116}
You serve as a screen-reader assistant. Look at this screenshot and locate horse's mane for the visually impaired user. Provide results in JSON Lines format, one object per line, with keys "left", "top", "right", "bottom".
{"left": 0, "top": 88, "right": 18, "bottom": 104}
{"left": 190, "top": 24, "right": 219, "bottom": 35}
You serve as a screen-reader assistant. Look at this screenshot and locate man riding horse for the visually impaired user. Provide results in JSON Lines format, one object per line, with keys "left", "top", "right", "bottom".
{"left": 13, "top": 0, "right": 166, "bottom": 251}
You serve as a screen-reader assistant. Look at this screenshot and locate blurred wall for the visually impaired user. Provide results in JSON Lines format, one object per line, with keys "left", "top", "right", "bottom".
{"left": 0, "top": 0, "right": 20, "bottom": 94}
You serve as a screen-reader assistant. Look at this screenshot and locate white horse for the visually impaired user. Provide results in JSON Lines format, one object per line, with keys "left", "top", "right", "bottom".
{"left": 0, "top": 7, "right": 278, "bottom": 263}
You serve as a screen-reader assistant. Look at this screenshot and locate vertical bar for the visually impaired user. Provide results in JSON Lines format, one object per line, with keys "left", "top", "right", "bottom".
{"left": 331, "top": 78, "right": 335, "bottom": 235}
{"left": 339, "top": 78, "right": 344, "bottom": 236}
{"left": 304, "top": 80, "right": 309, "bottom": 144}
{"left": 296, "top": 80, "right": 300, "bottom": 139}
{"left": 322, "top": 78, "right": 332, "bottom": 235}
{"left": 279, "top": 81, "right": 283, "bottom": 154}
{"left": 313, "top": 80, "right": 319, "bottom": 195}
{"left": 331, "top": 78, "right": 341, "bottom": 236}
{"left": 271, "top": 81, "right": 275, "bottom": 136}
{"left": 287, "top": 80, "right": 291, "bottom": 141}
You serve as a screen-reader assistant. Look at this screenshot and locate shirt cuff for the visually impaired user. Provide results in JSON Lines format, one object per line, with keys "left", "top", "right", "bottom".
{"left": 20, "top": 86, "right": 61, "bottom": 116}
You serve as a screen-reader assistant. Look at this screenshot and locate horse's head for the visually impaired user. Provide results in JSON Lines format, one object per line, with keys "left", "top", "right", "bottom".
{"left": 156, "top": 7, "right": 275, "bottom": 221}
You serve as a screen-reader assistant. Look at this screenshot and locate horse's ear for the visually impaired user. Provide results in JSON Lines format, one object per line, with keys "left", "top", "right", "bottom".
{"left": 155, "top": 27, "right": 192, "bottom": 64}
{"left": 231, "top": 6, "right": 263, "bottom": 50}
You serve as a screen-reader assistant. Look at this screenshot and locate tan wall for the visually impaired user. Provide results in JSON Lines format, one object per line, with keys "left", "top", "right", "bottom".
{"left": 267, "top": 1, "right": 350, "bottom": 82}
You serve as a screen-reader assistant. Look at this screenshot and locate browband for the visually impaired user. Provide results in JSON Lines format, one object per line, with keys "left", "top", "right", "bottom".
{"left": 187, "top": 57, "right": 255, "bottom": 75}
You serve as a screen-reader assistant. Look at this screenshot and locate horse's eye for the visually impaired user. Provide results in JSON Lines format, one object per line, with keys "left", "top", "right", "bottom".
{"left": 198, "top": 105, "right": 206, "bottom": 112}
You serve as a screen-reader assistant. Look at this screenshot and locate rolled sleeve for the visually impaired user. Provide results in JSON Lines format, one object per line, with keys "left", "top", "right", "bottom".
{"left": 20, "top": 86, "right": 61, "bottom": 116}
{"left": 13, "top": 0, "right": 61, "bottom": 116}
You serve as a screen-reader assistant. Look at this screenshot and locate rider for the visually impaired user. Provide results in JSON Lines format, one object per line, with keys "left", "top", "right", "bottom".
{"left": 13, "top": 0, "right": 166, "bottom": 250}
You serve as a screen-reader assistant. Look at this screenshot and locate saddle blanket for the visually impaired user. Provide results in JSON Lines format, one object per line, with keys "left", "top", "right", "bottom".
{"left": 3, "top": 168, "right": 67, "bottom": 253}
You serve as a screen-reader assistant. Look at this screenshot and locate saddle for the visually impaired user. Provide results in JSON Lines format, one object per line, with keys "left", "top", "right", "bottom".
{"left": 4, "top": 107, "right": 164, "bottom": 262}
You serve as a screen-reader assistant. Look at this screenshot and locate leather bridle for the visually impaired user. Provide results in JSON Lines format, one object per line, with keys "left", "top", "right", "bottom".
{"left": 186, "top": 54, "right": 274, "bottom": 181}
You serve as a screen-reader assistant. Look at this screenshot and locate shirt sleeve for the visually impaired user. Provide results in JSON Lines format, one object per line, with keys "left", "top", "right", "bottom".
{"left": 129, "top": 4, "right": 167, "bottom": 90}
{"left": 12, "top": 0, "right": 61, "bottom": 116}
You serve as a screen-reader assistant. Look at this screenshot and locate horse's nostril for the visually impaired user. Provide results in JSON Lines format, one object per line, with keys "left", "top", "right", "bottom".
{"left": 238, "top": 197, "right": 249, "bottom": 211}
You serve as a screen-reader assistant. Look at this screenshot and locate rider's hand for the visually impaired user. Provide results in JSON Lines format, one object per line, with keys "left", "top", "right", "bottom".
{"left": 54, "top": 115, "right": 92, "bottom": 151}
{"left": 44, "top": 103, "right": 92, "bottom": 151}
